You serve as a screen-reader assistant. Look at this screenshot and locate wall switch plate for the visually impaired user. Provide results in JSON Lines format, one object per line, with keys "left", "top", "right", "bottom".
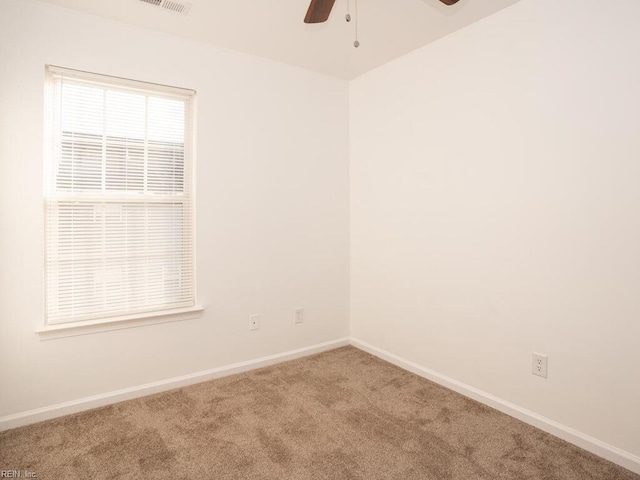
{"left": 532, "top": 352, "right": 548, "bottom": 378}
{"left": 295, "top": 308, "right": 304, "bottom": 324}
{"left": 249, "top": 314, "right": 260, "bottom": 331}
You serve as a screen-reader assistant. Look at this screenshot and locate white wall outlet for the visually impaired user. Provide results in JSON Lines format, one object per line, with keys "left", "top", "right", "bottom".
{"left": 532, "top": 352, "right": 548, "bottom": 378}
{"left": 249, "top": 314, "right": 260, "bottom": 331}
{"left": 295, "top": 308, "right": 304, "bottom": 324}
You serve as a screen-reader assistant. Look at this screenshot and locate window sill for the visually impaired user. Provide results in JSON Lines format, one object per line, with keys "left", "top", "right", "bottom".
{"left": 36, "top": 306, "right": 204, "bottom": 340}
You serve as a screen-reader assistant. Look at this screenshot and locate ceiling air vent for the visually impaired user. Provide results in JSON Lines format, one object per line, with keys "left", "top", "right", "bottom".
{"left": 138, "top": 0, "right": 192, "bottom": 16}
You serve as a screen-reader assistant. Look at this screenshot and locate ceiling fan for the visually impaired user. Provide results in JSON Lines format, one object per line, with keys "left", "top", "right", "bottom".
{"left": 304, "top": 0, "right": 461, "bottom": 24}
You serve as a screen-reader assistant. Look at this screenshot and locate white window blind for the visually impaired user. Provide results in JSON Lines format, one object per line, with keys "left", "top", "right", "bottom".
{"left": 44, "top": 66, "right": 196, "bottom": 326}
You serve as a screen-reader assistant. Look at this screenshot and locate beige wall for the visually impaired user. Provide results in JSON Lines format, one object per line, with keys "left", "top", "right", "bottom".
{"left": 350, "top": 0, "right": 640, "bottom": 462}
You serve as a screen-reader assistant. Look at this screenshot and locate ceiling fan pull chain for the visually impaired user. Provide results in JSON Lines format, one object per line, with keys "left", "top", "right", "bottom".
{"left": 346, "top": 0, "right": 351, "bottom": 22}
{"left": 353, "top": 0, "right": 360, "bottom": 47}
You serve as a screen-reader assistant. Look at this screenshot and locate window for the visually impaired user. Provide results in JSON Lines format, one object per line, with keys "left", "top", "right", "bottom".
{"left": 44, "top": 66, "right": 196, "bottom": 328}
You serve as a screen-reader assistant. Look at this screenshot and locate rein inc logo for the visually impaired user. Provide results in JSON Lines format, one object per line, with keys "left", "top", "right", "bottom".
{"left": 1, "top": 472, "right": 37, "bottom": 478}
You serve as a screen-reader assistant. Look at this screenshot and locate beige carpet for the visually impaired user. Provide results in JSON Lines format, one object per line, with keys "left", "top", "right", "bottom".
{"left": 1, "top": 346, "right": 638, "bottom": 480}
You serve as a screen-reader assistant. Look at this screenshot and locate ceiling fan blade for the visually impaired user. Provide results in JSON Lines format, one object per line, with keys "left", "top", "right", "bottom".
{"left": 439, "top": 0, "right": 461, "bottom": 4}
{"left": 304, "top": 0, "right": 337, "bottom": 24}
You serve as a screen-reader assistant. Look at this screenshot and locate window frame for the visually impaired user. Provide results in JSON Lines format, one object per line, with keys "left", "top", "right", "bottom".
{"left": 41, "top": 65, "right": 201, "bottom": 337}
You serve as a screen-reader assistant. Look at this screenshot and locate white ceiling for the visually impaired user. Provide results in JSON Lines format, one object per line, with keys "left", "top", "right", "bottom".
{"left": 38, "top": 0, "right": 521, "bottom": 79}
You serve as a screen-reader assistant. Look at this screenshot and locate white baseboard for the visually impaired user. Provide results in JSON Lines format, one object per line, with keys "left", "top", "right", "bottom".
{"left": 0, "top": 337, "right": 350, "bottom": 432}
{"left": 350, "top": 338, "right": 640, "bottom": 475}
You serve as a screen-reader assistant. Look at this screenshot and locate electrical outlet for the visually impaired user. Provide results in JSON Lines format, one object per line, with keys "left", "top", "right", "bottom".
{"left": 249, "top": 314, "right": 260, "bottom": 331}
{"left": 295, "top": 308, "right": 304, "bottom": 324}
{"left": 532, "top": 353, "right": 548, "bottom": 378}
